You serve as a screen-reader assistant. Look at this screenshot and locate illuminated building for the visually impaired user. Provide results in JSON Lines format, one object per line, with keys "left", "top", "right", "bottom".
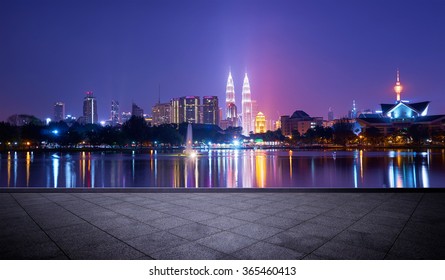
{"left": 357, "top": 70, "right": 445, "bottom": 134}
{"left": 328, "top": 107, "right": 334, "bottom": 121}
{"left": 255, "top": 112, "right": 266, "bottom": 133}
{"left": 171, "top": 96, "right": 200, "bottom": 124}
{"left": 121, "top": 112, "right": 131, "bottom": 123}
{"left": 53, "top": 102, "right": 65, "bottom": 122}
{"left": 202, "top": 96, "right": 219, "bottom": 125}
{"left": 131, "top": 103, "right": 144, "bottom": 117}
{"left": 348, "top": 100, "right": 357, "bottom": 119}
{"left": 110, "top": 100, "right": 120, "bottom": 125}
{"left": 152, "top": 102, "right": 171, "bottom": 126}
{"left": 280, "top": 110, "right": 323, "bottom": 136}
{"left": 225, "top": 71, "right": 238, "bottom": 127}
{"left": 83, "top": 91, "right": 98, "bottom": 124}
{"left": 241, "top": 73, "right": 253, "bottom": 136}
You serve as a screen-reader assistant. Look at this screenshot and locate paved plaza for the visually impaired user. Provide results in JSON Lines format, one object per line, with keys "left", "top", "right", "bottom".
{"left": 1, "top": 191, "right": 444, "bottom": 260}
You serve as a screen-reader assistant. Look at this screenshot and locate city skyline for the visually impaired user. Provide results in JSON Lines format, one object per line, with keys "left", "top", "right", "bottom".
{"left": 0, "top": 0, "right": 444, "bottom": 122}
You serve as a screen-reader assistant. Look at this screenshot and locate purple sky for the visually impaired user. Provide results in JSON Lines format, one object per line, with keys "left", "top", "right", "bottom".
{"left": 1, "top": 0, "right": 444, "bottom": 122}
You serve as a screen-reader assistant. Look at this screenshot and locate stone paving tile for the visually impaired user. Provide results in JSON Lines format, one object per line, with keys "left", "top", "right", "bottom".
{"left": 173, "top": 209, "right": 219, "bottom": 222}
{"left": 292, "top": 205, "right": 329, "bottom": 215}
{"left": 348, "top": 220, "right": 401, "bottom": 239}
{"left": 27, "top": 211, "right": 85, "bottom": 230}
{"left": 227, "top": 210, "right": 268, "bottom": 222}
{"left": 168, "top": 223, "right": 221, "bottom": 241}
{"left": 387, "top": 238, "right": 445, "bottom": 260}
{"left": 273, "top": 209, "right": 317, "bottom": 221}
{"left": 151, "top": 242, "right": 228, "bottom": 260}
{"left": 265, "top": 230, "right": 327, "bottom": 254}
{"left": 0, "top": 241, "right": 65, "bottom": 260}
{"left": 198, "top": 216, "right": 246, "bottom": 230}
{"left": 255, "top": 216, "right": 303, "bottom": 230}
{"left": 332, "top": 229, "right": 396, "bottom": 253}
{"left": 312, "top": 241, "right": 386, "bottom": 260}
{"left": 0, "top": 229, "right": 54, "bottom": 254}
{"left": 227, "top": 202, "right": 258, "bottom": 210}
{"left": 148, "top": 216, "right": 192, "bottom": 230}
{"left": 289, "top": 222, "right": 344, "bottom": 239}
{"left": 322, "top": 208, "right": 370, "bottom": 221}
{"left": 196, "top": 231, "right": 257, "bottom": 254}
{"left": 106, "top": 223, "right": 160, "bottom": 240}
{"left": 358, "top": 213, "right": 408, "bottom": 228}
{"left": 124, "top": 231, "right": 188, "bottom": 255}
{"left": 124, "top": 209, "right": 171, "bottom": 222}
{"left": 253, "top": 205, "right": 289, "bottom": 215}
{"left": 305, "top": 215, "right": 356, "bottom": 230}
{"left": 68, "top": 241, "right": 145, "bottom": 260}
{"left": 46, "top": 223, "right": 117, "bottom": 252}
{"left": 229, "top": 222, "right": 283, "bottom": 240}
{"left": 89, "top": 216, "right": 142, "bottom": 231}
{"left": 232, "top": 242, "right": 304, "bottom": 260}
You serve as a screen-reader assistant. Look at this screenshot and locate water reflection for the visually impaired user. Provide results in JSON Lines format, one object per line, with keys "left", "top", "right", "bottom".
{"left": 0, "top": 149, "right": 444, "bottom": 188}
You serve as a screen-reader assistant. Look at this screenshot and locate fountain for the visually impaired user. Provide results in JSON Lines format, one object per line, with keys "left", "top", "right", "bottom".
{"left": 184, "top": 123, "right": 196, "bottom": 156}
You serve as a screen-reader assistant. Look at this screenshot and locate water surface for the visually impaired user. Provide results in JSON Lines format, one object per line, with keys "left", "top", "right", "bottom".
{"left": 0, "top": 149, "right": 443, "bottom": 188}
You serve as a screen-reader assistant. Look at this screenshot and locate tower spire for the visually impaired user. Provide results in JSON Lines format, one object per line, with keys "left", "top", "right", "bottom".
{"left": 394, "top": 68, "right": 403, "bottom": 102}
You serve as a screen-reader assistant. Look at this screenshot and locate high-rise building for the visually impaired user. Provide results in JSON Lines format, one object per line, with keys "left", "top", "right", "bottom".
{"left": 171, "top": 96, "right": 200, "bottom": 124}
{"left": 110, "top": 100, "right": 120, "bottom": 125}
{"left": 328, "top": 107, "right": 334, "bottom": 121}
{"left": 83, "top": 91, "right": 98, "bottom": 124}
{"left": 241, "top": 73, "right": 253, "bottom": 136}
{"left": 348, "top": 100, "right": 357, "bottom": 119}
{"left": 132, "top": 103, "right": 144, "bottom": 117}
{"left": 121, "top": 112, "right": 131, "bottom": 123}
{"left": 225, "top": 71, "right": 238, "bottom": 127}
{"left": 152, "top": 102, "right": 171, "bottom": 126}
{"left": 202, "top": 96, "right": 219, "bottom": 125}
{"left": 53, "top": 102, "right": 65, "bottom": 122}
{"left": 255, "top": 112, "right": 266, "bottom": 134}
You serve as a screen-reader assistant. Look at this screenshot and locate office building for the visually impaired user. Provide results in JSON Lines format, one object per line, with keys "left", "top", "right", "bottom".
{"left": 83, "top": 91, "right": 98, "bottom": 124}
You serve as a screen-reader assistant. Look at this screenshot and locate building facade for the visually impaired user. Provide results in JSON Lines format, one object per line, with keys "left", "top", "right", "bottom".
{"left": 171, "top": 96, "right": 200, "bottom": 124}
{"left": 53, "top": 102, "right": 65, "bottom": 122}
{"left": 280, "top": 110, "right": 323, "bottom": 136}
{"left": 202, "top": 96, "right": 219, "bottom": 125}
{"left": 225, "top": 71, "right": 238, "bottom": 127}
{"left": 357, "top": 70, "right": 445, "bottom": 135}
{"left": 254, "top": 112, "right": 266, "bottom": 134}
{"left": 83, "top": 91, "right": 98, "bottom": 124}
{"left": 131, "top": 103, "right": 144, "bottom": 117}
{"left": 152, "top": 102, "right": 171, "bottom": 126}
{"left": 241, "top": 73, "right": 253, "bottom": 136}
{"left": 110, "top": 100, "right": 120, "bottom": 125}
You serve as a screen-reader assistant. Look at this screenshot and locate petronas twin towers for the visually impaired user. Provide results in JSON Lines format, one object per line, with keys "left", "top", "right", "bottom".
{"left": 225, "top": 71, "right": 253, "bottom": 136}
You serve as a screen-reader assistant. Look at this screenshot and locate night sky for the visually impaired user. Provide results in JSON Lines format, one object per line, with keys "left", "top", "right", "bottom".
{"left": 1, "top": 0, "right": 444, "bottom": 122}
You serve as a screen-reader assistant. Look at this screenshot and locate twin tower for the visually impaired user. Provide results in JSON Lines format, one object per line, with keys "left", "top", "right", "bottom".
{"left": 225, "top": 71, "right": 253, "bottom": 136}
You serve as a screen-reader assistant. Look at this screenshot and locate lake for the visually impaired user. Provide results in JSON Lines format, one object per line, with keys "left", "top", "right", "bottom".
{"left": 0, "top": 149, "right": 444, "bottom": 188}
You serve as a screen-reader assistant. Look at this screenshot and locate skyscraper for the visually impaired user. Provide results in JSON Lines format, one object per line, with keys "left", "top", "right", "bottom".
{"left": 202, "top": 96, "right": 219, "bottom": 125}
{"left": 110, "top": 100, "right": 120, "bottom": 125}
{"left": 132, "top": 103, "right": 144, "bottom": 117}
{"left": 348, "top": 100, "right": 357, "bottom": 119}
{"left": 152, "top": 102, "right": 171, "bottom": 126}
{"left": 171, "top": 96, "right": 200, "bottom": 124}
{"left": 53, "top": 102, "right": 65, "bottom": 122}
{"left": 225, "top": 71, "right": 238, "bottom": 126}
{"left": 255, "top": 112, "right": 266, "bottom": 134}
{"left": 83, "top": 91, "right": 98, "bottom": 124}
{"left": 241, "top": 73, "right": 253, "bottom": 136}
{"left": 328, "top": 107, "right": 334, "bottom": 121}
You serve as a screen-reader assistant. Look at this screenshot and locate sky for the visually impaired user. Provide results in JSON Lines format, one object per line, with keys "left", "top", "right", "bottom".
{"left": 0, "top": 0, "right": 444, "bottom": 122}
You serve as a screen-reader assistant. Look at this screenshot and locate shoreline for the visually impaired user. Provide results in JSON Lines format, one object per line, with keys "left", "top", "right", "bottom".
{"left": 1, "top": 144, "right": 445, "bottom": 153}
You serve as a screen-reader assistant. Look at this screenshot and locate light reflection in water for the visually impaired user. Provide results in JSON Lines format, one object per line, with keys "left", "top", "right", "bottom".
{"left": 52, "top": 155, "right": 59, "bottom": 188}
{"left": 0, "top": 149, "right": 443, "bottom": 188}
{"left": 255, "top": 151, "right": 266, "bottom": 188}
